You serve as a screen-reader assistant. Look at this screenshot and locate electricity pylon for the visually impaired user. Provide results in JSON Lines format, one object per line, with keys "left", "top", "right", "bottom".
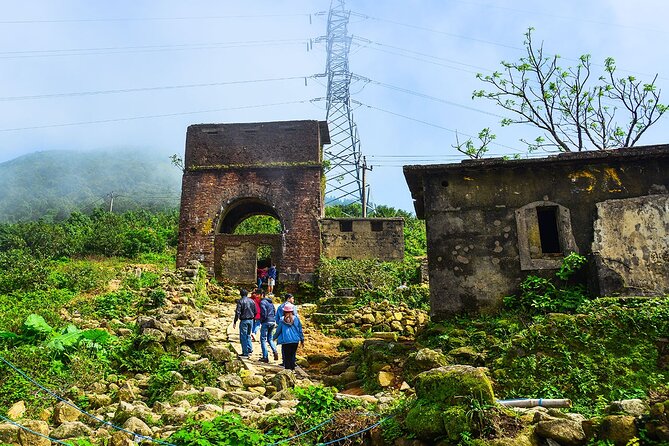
{"left": 321, "top": 0, "right": 370, "bottom": 213}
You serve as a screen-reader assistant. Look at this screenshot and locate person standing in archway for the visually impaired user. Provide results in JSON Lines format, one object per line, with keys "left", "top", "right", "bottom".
{"left": 267, "top": 263, "right": 277, "bottom": 296}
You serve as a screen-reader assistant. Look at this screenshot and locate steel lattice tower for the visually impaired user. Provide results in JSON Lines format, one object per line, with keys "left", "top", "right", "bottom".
{"left": 322, "top": 0, "right": 365, "bottom": 207}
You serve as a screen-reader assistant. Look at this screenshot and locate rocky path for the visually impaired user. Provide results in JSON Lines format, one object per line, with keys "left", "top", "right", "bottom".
{"left": 208, "top": 301, "right": 309, "bottom": 378}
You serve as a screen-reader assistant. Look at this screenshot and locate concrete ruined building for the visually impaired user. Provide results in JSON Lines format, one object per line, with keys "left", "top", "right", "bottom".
{"left": 177, "top": 120, "right": 404, "bottom": 284}
{"left": 404, "top": 146, "right": 669, "bottom": 320}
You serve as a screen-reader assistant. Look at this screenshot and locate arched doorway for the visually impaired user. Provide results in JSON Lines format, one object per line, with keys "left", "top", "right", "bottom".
{"left": 214, "top": 198, "right": 284, "bottom": 283}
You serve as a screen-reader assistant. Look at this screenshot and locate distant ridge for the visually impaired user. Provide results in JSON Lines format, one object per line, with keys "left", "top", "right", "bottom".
{"left": 0, "top": 150, "right": 181, "bottom": 222}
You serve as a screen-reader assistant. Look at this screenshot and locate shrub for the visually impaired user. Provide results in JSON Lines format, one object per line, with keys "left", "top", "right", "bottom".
{"left": 504, "top": 252, "right": 589, "bottom": 314}
{"left": 169, "top": 413, "right": 274, "bottom": 446}
{"left": 0, "top": 249, "right": 50, "bottom": 294}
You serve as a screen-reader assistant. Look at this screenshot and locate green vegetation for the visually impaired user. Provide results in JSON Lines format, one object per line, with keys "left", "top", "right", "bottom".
{"left": 422, "top": 253, "right": 669, "bottom": 416}
{"left": 0, "top": 150, "right": 181, "bottom": 223}
{"left": 317, "top": 257, "right": 428, "bottom": 310}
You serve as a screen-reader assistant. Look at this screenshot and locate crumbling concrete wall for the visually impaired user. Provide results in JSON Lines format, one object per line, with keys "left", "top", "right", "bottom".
{"left": 320, "top": 218, "right": 404, "bottom": 261}
{"left": 404, "top": 146, "right": 669, "bottom": 319}
{"left": 593, "top": 194, "right": 669, "bottom": 296}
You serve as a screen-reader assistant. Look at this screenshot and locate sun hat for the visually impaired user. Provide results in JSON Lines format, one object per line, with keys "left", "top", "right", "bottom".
{"left": 283, "top": 303, "right": 295, "bottom": 313}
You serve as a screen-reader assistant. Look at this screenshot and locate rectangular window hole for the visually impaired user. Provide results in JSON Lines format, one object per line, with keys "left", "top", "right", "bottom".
{"left": 339, "top": 221, "right": 353, "bottom": 232}
{"left": 536, "top": 207, "right": 561, "bottom": 254}
{"left": 371, "top": 221, "right": 384, "bottom": 232}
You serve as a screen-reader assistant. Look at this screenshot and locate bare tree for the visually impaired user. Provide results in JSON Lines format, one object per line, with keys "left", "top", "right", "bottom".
{"left": 472, "top": 28, "right": 667, "bottom": 152}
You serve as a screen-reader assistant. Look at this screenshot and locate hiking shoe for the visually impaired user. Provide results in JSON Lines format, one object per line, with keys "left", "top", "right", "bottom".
{"left": 273, "top": 351, "right": 279, "bottom": 361}
{"left": 239, "top": 354, "right": 249, "bottom": 359}
{"left": 260, "top": 357, "right": 269, "bottom": 363}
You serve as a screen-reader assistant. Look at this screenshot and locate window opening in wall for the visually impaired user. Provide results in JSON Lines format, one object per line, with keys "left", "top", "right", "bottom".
{"left": 339, "top": 220, "right": 353, "bottom": 232}
{"left": 371, "top": 221, "right": 384, "bottom": 232}
{"left": 536, "top": 207, "right": 561, "bottom": 254}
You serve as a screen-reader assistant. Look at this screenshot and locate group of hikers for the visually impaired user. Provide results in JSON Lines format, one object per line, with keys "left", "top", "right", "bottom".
{"left": 232, "top": 287, "right": 304, "bottom": 370}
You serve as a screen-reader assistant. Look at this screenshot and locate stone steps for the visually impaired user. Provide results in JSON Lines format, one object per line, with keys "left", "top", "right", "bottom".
{"left": 310, "top": 312, "right": 348, "bottom": 325}
{"left": 319, "top": 296, "right": 356, "bottom": 306}
{"left": 314, "top": 304, "right": 355, "bottom": 314}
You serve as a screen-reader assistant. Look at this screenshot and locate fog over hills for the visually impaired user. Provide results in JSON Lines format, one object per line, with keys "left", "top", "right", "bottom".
{"left": 0, "top": 150, "right": 181, "bottom": 222}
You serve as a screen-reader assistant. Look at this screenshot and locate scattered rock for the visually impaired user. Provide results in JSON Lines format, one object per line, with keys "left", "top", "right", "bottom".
{"left": 18, "top": 420, "right": 50, "bottom": 446}
{"left": 51, "top": 421, "right": 93, "bottom": 439}
{"left": 7, "top": 401, "right": 26, "bottom": 420}
{"left": 53, "top": 401, "right": 80, "bottom": 424}
{"left": 535, "top": 419, "right": 587, "bottom": 445}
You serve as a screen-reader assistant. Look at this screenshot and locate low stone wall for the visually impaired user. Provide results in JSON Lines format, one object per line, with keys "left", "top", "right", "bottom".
{"left": 330, "top": 300, "right": 429, "bottom": 337}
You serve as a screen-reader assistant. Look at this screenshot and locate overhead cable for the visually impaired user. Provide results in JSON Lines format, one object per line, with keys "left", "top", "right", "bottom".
{"left": 0, "top": 75, "right": 316, "bottom": 101}
{"left": 0, "top": 99, "right": 314, "bottom": 132}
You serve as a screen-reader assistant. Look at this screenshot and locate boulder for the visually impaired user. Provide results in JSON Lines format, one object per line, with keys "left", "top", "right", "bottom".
{"left": 378, "top": 371, "right": 394, "bottom": 387}
{"left": 606, "top": 399, "right": 649, "bottom": 417}
{"left": 241, "top": 372, "right": 264, "bottom": 388}
{"left": 172, "top": 327, "right": 209, "bottom": 342}
{"left": 123, "top": 416, "right": 152, "bottom": 437}
{"left": 17, "top": 420, "right": 50, "bottom": 446}
{"left": 405, "top": 400, "right": 468, "bottom": 442}
{"left": 7, "top": 401, "right": 26, "bottom": 420}
{"left": 271, "top": 370, "right": 297, "bottom": 392}
{"left": 535, "top": 419, "right": 586, "bottom": 445}
{"left": 597, "top": 415, "right": 637, "bottom": 446}
{"left": 0, "top": 423, "right": 19, "bottom": 445}
{"left": 414, "top": 365, "right": 495, "bottom": 405}
{"left": 204, "top": 346, "right": 232, "bottom": 362}
{"left": 202, "top": 387, "right": 226, "bottom": 401}
{"left": 110, "top": 431, "right": 134, "bottom": 446}
{"left": 51, "top": 421, "right": 93, "bottom": 439}
{"left": 53, "top": 401, "right": 81, "bottom": 424}
{"left": 218, "top": 374, "right": 243, "bottom": 389}
{"left": 87, "top": 393, "right": 113, "bottom": 409}
{"left": 413, "top": 348, "right": 448, "bottom": 371}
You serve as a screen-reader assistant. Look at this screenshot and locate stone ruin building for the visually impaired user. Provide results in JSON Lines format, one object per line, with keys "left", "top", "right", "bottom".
{"left": 404, "top": 145, "right": 669, "bottom": 320}
{"left": 176, "top": 120, "right": 404, "bottom": 284}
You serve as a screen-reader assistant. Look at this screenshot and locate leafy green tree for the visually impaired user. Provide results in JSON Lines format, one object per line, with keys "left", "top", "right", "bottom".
{"left": 233, "top": 215, "right": 282, "bottom": 234}
{"left": 473, "top": 28, "right": 667, "bottom": 152}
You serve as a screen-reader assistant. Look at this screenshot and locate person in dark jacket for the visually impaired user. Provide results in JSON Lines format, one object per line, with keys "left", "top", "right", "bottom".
{"left": 259, "top": 294, "right": 279, "bottom": 362}
{"left": 233, "top": 289, "right": 256, "bottom": 358}
{"left": 267, "top": 264, "right": 277, "bottom": 295}
{"left": 273, "top": 303, "right": 304, "bottom": 370}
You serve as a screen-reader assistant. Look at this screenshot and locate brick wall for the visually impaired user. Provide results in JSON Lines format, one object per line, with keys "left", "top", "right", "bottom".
{"left": 177, "top": 120, "right": 327, "bottom": 282}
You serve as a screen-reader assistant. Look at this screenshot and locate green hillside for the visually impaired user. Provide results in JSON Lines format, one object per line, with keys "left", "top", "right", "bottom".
{"left": 0, "top": 150, "right": 181, "bottom": 222}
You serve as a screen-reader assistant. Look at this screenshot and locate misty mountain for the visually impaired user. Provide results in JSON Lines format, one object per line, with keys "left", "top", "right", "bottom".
{"left": 0, "top": 150, "right": 182, "bottom": 222}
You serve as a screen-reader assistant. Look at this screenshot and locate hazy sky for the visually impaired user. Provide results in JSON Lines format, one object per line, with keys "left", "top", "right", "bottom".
{"left": 2, "top": 1, "right": 668, "bottom": 211}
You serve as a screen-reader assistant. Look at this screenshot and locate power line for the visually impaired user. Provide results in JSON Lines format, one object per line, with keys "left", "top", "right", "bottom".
{"left": 0, "top": 99, "right": 315, "bottom": 132}
{"left": 353, "top": 74, "right": 505, "bottom": 119}
{"left": 0, "top": 39, "right": 310, "bottom": 60}
{"left": 352, "top": 36, "right": 491, "bottom": 73}
{"left": 0, "top": 13, "right": 311, "bottom": 24}
{"left": 349, "top": 11, "right": 523, "bottom": 51}
{"left": 351, "top": 99, "right": 518, "bottom": 151}
{"left": 0, "top": 75, "right": 316, "bottom": 101}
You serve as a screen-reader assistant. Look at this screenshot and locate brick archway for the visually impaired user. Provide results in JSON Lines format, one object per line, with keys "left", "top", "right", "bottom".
{"left": 177, "top": 120, "right": 329, "bottom": 283}
{"left": 214, "top": 198, "right": 283, "bottom": 282}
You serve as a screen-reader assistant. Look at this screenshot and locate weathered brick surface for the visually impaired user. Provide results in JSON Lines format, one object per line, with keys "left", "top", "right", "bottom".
{"left": 177, "top": 120, "right": 326, "bottom": 282}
